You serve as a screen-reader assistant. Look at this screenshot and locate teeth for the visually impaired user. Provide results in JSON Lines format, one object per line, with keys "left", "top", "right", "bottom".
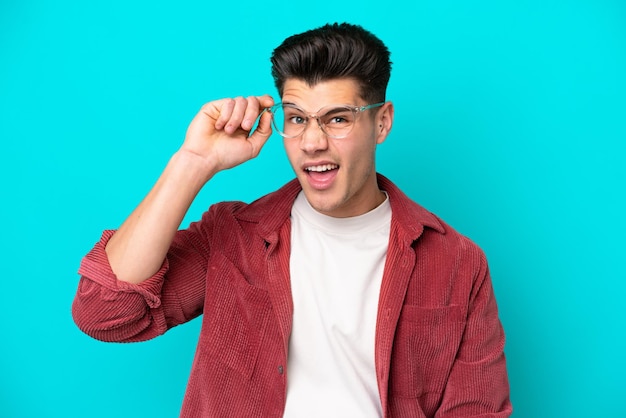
{"left": 305, "top": 164, "right": 338, "bottom": 172}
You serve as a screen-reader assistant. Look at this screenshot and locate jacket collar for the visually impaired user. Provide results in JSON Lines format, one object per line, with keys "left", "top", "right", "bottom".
{"left": 234, "top": 173, "right": 446, "bottom": 241}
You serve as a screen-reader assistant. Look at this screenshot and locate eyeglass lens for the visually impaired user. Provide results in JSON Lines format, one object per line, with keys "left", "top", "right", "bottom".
{"left": 271, "top": 105, "right": 358, "bottom": 138}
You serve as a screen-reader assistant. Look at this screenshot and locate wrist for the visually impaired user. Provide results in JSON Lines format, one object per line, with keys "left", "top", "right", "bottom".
{"left": 168, "top": 149, "right": 219, "bottom": 187}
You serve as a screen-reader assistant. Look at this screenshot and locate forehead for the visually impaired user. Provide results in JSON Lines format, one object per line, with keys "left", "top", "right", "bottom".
{"left": 281, "top": 78, "right": 363, "bottom": 110}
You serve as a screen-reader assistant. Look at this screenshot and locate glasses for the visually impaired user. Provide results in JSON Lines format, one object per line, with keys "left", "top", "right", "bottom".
{"left": 268, "top": 102, "right": 385, "bottom": 139}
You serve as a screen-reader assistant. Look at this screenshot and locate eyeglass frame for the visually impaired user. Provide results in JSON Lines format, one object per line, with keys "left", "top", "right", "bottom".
{"left": 267, "top": 102, "right": 386, "bottom": 139}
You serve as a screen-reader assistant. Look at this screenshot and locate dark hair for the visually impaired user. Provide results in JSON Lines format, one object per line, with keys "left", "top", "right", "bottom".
{"left": 270, "top": 23, "right": 392, "bottom": 103}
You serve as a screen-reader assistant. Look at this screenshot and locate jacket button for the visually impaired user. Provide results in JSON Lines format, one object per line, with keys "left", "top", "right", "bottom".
{"left": 278, "top": 365, "right": 284, "bottom": 375}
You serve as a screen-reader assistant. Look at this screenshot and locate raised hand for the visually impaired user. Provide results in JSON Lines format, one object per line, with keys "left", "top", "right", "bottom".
{"left": 181, "top": 95, "right": 275, "bottom": 177}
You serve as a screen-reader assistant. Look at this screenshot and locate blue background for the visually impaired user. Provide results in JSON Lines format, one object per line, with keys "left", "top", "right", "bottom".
{"left": 1, "top": 0, "right": 624, "bottom": 416}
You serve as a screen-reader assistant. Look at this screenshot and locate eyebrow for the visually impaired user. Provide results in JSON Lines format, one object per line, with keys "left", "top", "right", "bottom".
{"left": 282, "top": 101, "right": 300, "bottom": 108}
{"left": 281, "top": 102, "right": 353, "bottom": 114}
{"left": 323, "top": 107, "right": 350, "bottom": 116}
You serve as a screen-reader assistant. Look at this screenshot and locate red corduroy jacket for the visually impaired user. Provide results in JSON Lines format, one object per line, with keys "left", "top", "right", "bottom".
{"left": 73, "top": 174, "right": 512, "bottom": 417}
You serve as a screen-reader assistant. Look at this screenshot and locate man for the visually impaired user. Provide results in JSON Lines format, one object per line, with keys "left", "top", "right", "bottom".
{"left": 73, "top": 22, "right": 512, "bottom": 417}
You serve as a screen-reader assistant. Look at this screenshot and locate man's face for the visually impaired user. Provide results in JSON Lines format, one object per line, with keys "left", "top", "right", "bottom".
{"left": 280, "top": 78, "right": 392, "bottom": 218}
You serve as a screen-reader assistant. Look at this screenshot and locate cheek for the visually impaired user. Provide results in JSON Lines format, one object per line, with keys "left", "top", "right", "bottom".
{"left": 349, "top": 138, "right": 377, "bottom": 166}
{"left": 283, "top": 141, "right": 298, "bottom": 166}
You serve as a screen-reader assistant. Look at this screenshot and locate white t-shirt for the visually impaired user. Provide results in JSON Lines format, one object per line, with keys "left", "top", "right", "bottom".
{"left": 283, "top": 191, "right": 391, "bottom": 418}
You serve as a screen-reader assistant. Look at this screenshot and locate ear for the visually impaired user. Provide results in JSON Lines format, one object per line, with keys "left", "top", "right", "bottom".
{"left": 375, "top": 101, "right": 394, "bottom": 145}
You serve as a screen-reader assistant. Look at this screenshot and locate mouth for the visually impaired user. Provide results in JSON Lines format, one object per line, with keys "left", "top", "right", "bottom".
{"left": 303, "top": 163, "right": 339, "bottom": 190}
{"left": 304, "top": 164, "right": 338, "bottom": 173}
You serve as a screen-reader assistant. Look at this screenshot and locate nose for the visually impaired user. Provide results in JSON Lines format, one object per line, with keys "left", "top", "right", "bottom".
{"left": 299, "top": 118, "right": 328, "bottom": 153}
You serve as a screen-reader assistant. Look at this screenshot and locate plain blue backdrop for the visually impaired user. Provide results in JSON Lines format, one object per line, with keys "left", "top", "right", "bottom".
{"left": 1, "top": 0, "right": 624, "bottom": 417}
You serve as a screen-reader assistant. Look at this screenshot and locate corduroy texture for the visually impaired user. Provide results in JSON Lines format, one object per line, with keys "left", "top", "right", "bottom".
{"left": 72, "top": 174, "right": 512, "bottom": 417}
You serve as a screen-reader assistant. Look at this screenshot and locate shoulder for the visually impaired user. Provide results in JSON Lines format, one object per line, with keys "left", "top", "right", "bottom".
{"left": 380, "top": 173, "right": 486, "bottom": 265}
{"left": 196, "top": 179, "right": 302, "bottom": 229}
{"left": 426, "top": 213, "right": 487, "bottom": 266}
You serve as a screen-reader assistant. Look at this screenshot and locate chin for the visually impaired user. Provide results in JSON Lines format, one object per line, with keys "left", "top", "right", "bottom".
{"left": 303, "top": 191, "right": 338, "bottom": 213}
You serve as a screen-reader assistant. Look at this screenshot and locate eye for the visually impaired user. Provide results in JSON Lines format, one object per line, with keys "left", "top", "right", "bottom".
{"left": 329, "top": 116, "right": 348, "bottom": 124}
{"left": 289, "top": 115, "right": 306, "bottom": 125}
{"left": 282, "top": 107, "right": 307, "bottom": 125}
{"left": 323, "top": 109, "right": 354, "bottom": 125}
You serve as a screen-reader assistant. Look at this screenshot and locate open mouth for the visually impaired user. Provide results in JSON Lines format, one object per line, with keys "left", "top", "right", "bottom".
{"left": 305, "top": 164, "right": 338, "bottom": 173}
{"left": 304, "top": 164, "right": 339, "bottom": 189}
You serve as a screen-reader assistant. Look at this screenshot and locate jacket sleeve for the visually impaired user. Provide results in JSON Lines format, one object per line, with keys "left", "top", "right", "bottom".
{"left": 435, "top": 254, "right": 513, "bottom": 417}
{"left": 72, "top": 214, "right": 212, "bottom": 343}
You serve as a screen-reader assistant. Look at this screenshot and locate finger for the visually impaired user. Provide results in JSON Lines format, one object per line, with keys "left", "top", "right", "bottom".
{"left": 241, "top": 96, "right": 261, "bottom": 131}
{"left": 243, "top": 95, "right": 275, "bottom": 132}
{"left": 247, "top": 109, "right": 273, "bottom": 158}
{"left": 213, "top": 99, "right": 236, "bottom": 131}
{"left": 224, "top": 96, "right": 248, "bottom": 135}
{"left": 257, "top": 94, "right": 275, "bottom": 109}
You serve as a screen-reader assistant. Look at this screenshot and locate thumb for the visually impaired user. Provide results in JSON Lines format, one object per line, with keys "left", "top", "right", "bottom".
{"left": 247, "top": 109, "right": 273, "bottom": 158}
